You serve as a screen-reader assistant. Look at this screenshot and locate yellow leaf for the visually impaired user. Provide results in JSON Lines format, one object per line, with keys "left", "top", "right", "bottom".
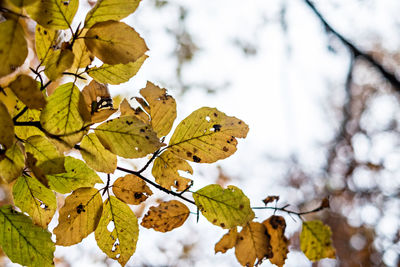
{"left": 13, "top": 175, "right": 56, "bottom": 228}
{"left": 193, "top": 184, "right": 254, "bottom": 229}
{"left": 0, "top": 87, "right": 17, "bottom": 114}
{"left": 44, "top": 48, "right": 74, "bottom": 81}
{"left": 300, "top": 220, "right": 336, "bottom": 261}
{"left": 234, "top": 222, "right": 273, "bottom": 266}
{"left": 13, "top": 98, "right": 45, "bottom": 139}
{"left": 0, "top": 100, "right": 14, "bottom": 149}
{"left": 82, "top": 80, "right": 116, "bottom": 123}
{"left": 263, "top": 216, "right": 289, "bottom": 267}
{"left": 0, "top": 19, "right": 27, "bottom": 78}
{"left": 84, "top": 0, "right": 140, "bottom": 28}
{"left": 214, "top": 227, "right": 238, "bottom": 254}
{"left": 112, "top": 174, "right": 152, "bottom": 205}
{"left": 35, "top": 25, "right": 59, "bottom": 66}
{"left": 141, "top": 200, "right": 190, "bottom": 232}
{"left": 95, "top": 196, "right": 139, "bottom": 265}
{"left": 119, "top": 98, "right": 148, "bottom": 123}
{"left": 0, "top": 143, "right": 24, "bottom": 183}
{"left": 94, "top": 116, "right": 163, "bottom": 158}
{"left": 169, "top": 107, "right": 249, "bottom": 163}
{"left": 71, "top": 34, "right": 93, "bottom": 70}
{"left": 25, "top": 0, "right": 79, "bottom": 30}
{"left": 8, "top": 74, "right": 47, "bottom": 109}
{"left": 80, "top": 133, "right": 117, "bottom": 173}
{"left": 9, "top": 0, "right": 39, "bottom": 7}
{"left": 84, "top": 20, "right": 148, "bottom": 65}
{"left": 87, "top": 54, "right": 148, "bottom": 85}
{"left": 54, "top": 187, "right": 103, "bottom": 246}
{"left": 152, "top": 150, "right": 192, "bottom": 191}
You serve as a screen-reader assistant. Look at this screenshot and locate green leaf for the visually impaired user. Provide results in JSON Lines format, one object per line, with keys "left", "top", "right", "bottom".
{"left": 80, "top": 133, "right": 117, "bottom": 173}
{"left": 25, "top": 0, "right": 79, "bottom": 30}
{"left": 0, "top": 100, "right": 14, "bottom": 149}
{"left": 169, "top": 107, "right": 249, "bottom": 163}
{"left": 13, "top": 175, "right": 57, "bottom": 228}
{"left": 84, "top": 20, "right": 148, "bottom": 65}
{"left": 112, "top": 174, "right": 152, "bottom": 205}
{"left": 8, "top": 74, "right": 47, "bottom": 109}
{"left": 35, "top": 25, "right": 59, "bottom": 66}
{"left": 46, "top": 156, "right": 102, "bottom": 194}
{"left": 94, "top": 116, "right": 163, "bottom": 158}
{"left": 0, "top": 143, "right": 24, "bottom": 183}
{"left": 95, "top": 196, "right": 139, "bottom": 266}
{"left": 9, "top": 0, "right": 39, "bottom": 7}
{"left": 300, "top": 220, "right": 336, "bottom": 261}
{"left": 0, "top": 19, "right": 28, "bottom": 78}
{"left": 193, "top": 184, "right": 254, "bottom": 229}
{"left": 0, "top": 205, "right": 55, "bottom": 267}
{"left": 87, "top": 54, "right": 148, "bottom": 85}
{"left": 85, "top": 0, "right": 140, "bottom": 28}
{"left": 54, "top": 187, "right": 103, "bottom": 246}
{"left": 152, "top": 150, "right": 192, "bottom": 191}
{"left": 40, "top": 82, "right": 86, "bottom": 136}
{"left": 44, "top": 48, "right": 74, "bottom": 80}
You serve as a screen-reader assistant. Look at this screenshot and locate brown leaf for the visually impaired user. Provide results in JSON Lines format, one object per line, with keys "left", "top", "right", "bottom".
{"left": 112, "top": 174, "right": 152, "bottom": 205}
{"left": 215, "top": 228, "right": 238, "bottom": 254}
{"left": 82, "top": 80, "right": 116, "bottom": 123}
{"left": 263, "top": 216, "right": 289, "bottom": 267}
{"left": 8, "top": 75, "right": 46, "bottom": 109}
{"left": 262, "top": 195, "right": 280, "bottom": 205}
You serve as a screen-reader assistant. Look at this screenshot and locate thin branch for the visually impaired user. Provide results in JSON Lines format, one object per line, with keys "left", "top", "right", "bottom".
{"left": 137, "top": 150, "right": 161, "bottom": 174}
{"left": 252, "top": 200, "right": 329, "bottom": 218}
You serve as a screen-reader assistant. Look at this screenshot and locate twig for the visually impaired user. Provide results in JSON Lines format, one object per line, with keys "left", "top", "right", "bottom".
{"left": 137, "top": 150, "right": 161, "bottom": 174}
{"left": 252, "top": 201, "right": 329, "bottom": 218}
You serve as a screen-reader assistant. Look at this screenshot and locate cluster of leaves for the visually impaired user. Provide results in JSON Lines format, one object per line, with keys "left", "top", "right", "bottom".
{"left": 0, "top": 0, "right": 336, "bottom": 266}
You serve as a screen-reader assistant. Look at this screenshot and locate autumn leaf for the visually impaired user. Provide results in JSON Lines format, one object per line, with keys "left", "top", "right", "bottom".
{"left": 169, "top": 107, "right": 249, "bottom": 163}
{"left": 0, "top": 143, "right": 24, "bottom": 183}
{"left": 82, "top": 80, "right": 116, "bottom": 123}
{"left": 95, "top": 196, "right": 139, "bottom": 266}
{"left": 300, "top": 220, "right": 336, "bottom": 261}
{"left": 71, "top": 36, "right": 93, "bottom": 70}
{"left": 119, "top": 98, "right": 149, "bottom": 123}
{"left": 112, "top": 174, "right": 152, "bottom": 205}
{"left": 44, "top": 48, "right": 75, "bottom": 81}
{"left": 8, "top": 74, "right": 47, "bottom": 109}
{"left": 35, "top": 25, "right": 59, "bottom": 66}
{"left": 215, "top": 227, "right": 238, "bottom": 254}
{"left": 263, "top": 216, "right": 289, "bottom": 267}
{"left": 9, "top": 0, "right": 39, "bottom": 7}
{"left": 193, "top": 184, "right": 254, "bottom": 229}
{"left": 141, "top": 200, "right": 190, "bottom": 232}
{"left": 152, "top": 150, "right": 193, "bottom": 191}
{"left": 0, "top": 101, "right": 14, "bottom": 149}
{"left": 84, "top": 20, "right": 148, "bottom": 65}
{"left": 235, "top": 222, "right": 273, "bottom": 266}
{"left": 13, "top": 99, "right": 45, "bottom": 139}
{"left": 0, "top": 205, "right": 55, "bottom": 267}
{"left": 54, "top": 187, "right": 103, "bottom": 246}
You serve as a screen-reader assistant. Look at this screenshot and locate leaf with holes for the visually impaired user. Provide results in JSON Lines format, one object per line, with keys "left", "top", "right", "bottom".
{"left": 112, "top": 174, "right": 152, "bottom": 205}
{"left": 8, "top": 74, "right": 46, "bottom": 109}
{"left": 300, "top": 220, "right": 336, "bottom": 261}
{"left": 0, "top": 100, "right": 14, "bottom": 149}
{"left": 169, "top": 107, "right": 249, "bottom": 163}
{"left": 193, "top": 184, "right": 254, "bottom": 229}
{"left": 215, "top": 227, "right": 238, "bottom": 254}
{"left": 13, "top": 175, "right": 56, "bottom": 228}
{"left": 263, "top": 216, "right": 289, "bottom": 267}
{"left": 0, "top": 143, "right": 24, "bottom": 183}
{"left": 35, "top": 25, "right": 59, "bottom": 66}
{"left": 54, "top": 187, "right": 103, "bottom": 246}
{"left": 152, "top": 150, "right": 192, "bottom": 191}
{"left": 141, "top": 200, "right": 190, "bottom": 232}
{"left": 82, "top": 80, "right": 116, "bottom": 123}
{"left": 95, "top": 196, "right": 139, "bottom": 265}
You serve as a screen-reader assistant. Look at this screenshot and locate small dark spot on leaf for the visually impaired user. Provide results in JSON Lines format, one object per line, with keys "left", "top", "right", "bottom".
{"left": 238, "top": 121, "right": 242, "bottom": 124}
{"left": 134, "top": 193, "right": 142, "bottom": 199}
{"left": 95, "top": 35, "right": 99, "bottom": 39}
{"left": 145, "top": 136, "right": 149, "bottom": 140}
{"left": 140, "top": 128, "right": 145, "bottom": 133}
{"left": 220, "top": 223, "right": 225, "bottom": 227}
{"left": 186, "top": 151, "right": 192, "bottom": 157}
{"left": 213, "top": 124, "right": 222, "bottom": 132}
{"left": 213, "top": 112, "right": 218, "bottom": 117}
{"left": 43, "top": 30, "right": 47, "bottom": 35}
{"left": 212, "top": 219, "right": 217, "bottom": 223}
{"left": 193, "top": 155, "right": 201, "bottom": 162}
{"left": 76, "top": 203, "right": 85, "bottom": 214}
{"left": 223, "top": 147, "right": 229, "bottom": 152}
{"left": 239, "top": 204, "right": 244, "bottom": 209}
{"left": 126, "top": 121, "right": 133, "bottom": 125}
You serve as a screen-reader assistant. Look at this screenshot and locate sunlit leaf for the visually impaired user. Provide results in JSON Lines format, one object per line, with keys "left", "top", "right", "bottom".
{"left": 13, "top": 99, "right": 45, "bottom": 139}
{"left": 9, "top": 0, "right": 39, "bottom": 7}
{"left": 0, "top": 87, "right": 17, "bottom": 114}
{"left": 234, "top": 222, "right": 273, "bottom": 266}
{"left": 84, "top": 20, "right": 148, "bottom": 65}
{"left": 152, "top": 150, "right": 192, "bottom": 191}
{"left": 54, "top": 187, "right": 103, "bottom": 246}
{"left": 71, "top": 34, "right": 93, "bottom": 70}
{"left": 8, "top": 74, "right": 46, "bottom": 109}
{"left": 112, "top": 174, "right": 152, "bottom": 205}
{"left": 95, "top": 196, "right": 139, "bottom": 265}
{"left": 119, "top": 98, "right": 148, "bottom": 123}
{"left": 169, "top": 107, "right": 249, "bottom": 163}
{"left": 0, "top": 100, "right": 14, "bottom": 149}
{"left": 300, "top": 220, "right": 336, "bottom": 261}
{"left": 263, "top": 216, "right": 289, "bottom": 267}
{"left": 0, "top": 143, "right": 24, "bottom": 183}
{"left": 13, "top": 175, "right": 56, "bottom": 227}
{"left": 80, "top": 133, "right": 117, "bottom": 173}
{"left": 0, "top": 205, "right": 55, "bottom": 267}
{"left": 82, "top": 80, "right": 116, "bottom": 123}
{"left": 35, "top": 25, "right": 59, "bottom": 66}
{"left": 44, "top": 48, "right": 74, "bottom": 80}
{"left": 94, "top": 116, "right": 163, "bottom": 158}
{"left": 0, "top": 19, "right": 27, "bottom": 78}
{"left": 193, "top": 184, "right": 254, "bottom": 229}
{"left": 215, "top": 228, "right": 237, "bottom": 254}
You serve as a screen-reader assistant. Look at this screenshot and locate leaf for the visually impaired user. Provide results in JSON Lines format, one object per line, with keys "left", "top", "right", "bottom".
{"left": 215, "top": 228, "right": 238, "bottom": 254}
{"left": 169, "top": 107, "right": 249, "bottom": 163}
{"left": 112, "top": 174, "right": 152, "bottom": 205}
{"left": 262, "top": 195, "right": 280, "bottom": 205}
{"left": 300, "top": 220, "right": 336, "bottom": 261}
{"left": 0, "top": 100, "right": 14, "bottom": 149}
{"left": 262, "top": 216, "right": 289, "bottom": 267}
{"left": 13, "top": 99, "right": 45, "bottom": 139}
{"left": 0, "top": 143, "right": 24, "bottom": 183}
{"left": 0, "top": 206, "right": 55, "bottom": 267}
{"left": 44, "top": 48, "right": 74, "bottom": 80}
{"left": 46, "top": 156, "right": 102, "bottom": 194}
{"left": 95, "top": 196, "right": 139, "bottom": 265}
{"left": 9, "top": 0, "right": 39, "bottom": 7}
{"left": 234, "top": 222, "right": 273, "bottom": 266}
{"left": 84, "top": 0, "right": 140, "bottom": 28}
{"left": 0, "top": 87, "right": 17, "bottom": 114}
{"left": 94, "top": 116, "right": 163, "bottom": 158}
{"left": 141, "top": 200, "right": 190, "bottom": 232}
{"left": 25, "top": 0, "right": 79, "bottom": 30}
{"left": 54, "top": 187, "right": 103, "bottom": 246}
{"left": 120, "top": 98, "right": 148, "bottom": 123}
{"left": 152, "top": 150, "right": 192, "bottom": 191}
{"left": 35, "top": 25, "right": 59, "bottom": 66}
{"left": 0, "top": 19, "right": 28, "bottom": 78}
{"left": 193, "top": 184, "right": 254, "bottom": 229}
{"left": 8, "top": 74, "right": 47, "bottom": 109}
{"left": 87, "top": 54, "right": 148, "bottom": 85}
{"left": 84, "top": 20, "right": 148, "bottom": 65}
{"left": 80, "top": 133, "right": 117, "bottom": 173}
{"left": 13, "top": 175, "right": 57, "bottom": 227}
{"left": 40, "top": 82, "right": 86, "bottom": 136}
{"left": 71, "top": 35, "right": 93, "bottom": 70}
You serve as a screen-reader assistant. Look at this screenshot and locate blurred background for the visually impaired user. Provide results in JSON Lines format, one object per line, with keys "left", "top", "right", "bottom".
{"left": 4, "top": 0, "right": 400, "bottom": 266}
